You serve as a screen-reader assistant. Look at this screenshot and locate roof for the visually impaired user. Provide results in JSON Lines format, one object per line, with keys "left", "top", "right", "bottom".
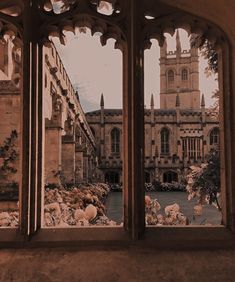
{"left": 86, "top": 108, "right": 206, "bottom": 116}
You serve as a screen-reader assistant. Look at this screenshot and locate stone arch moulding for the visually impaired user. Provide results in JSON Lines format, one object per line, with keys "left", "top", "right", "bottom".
{"left": 142, "top": 6, "right": 232, "bottom": 230}
{"left": 0, "top": 17, "right": 24, "bottom": 239}
{"left": 108, "top": 126, "right": 122, "bottom": 135}
{"left": 207, "top": 126, "right": 220, "bottom": 137}
{"left": 39, "top": 0, "right": 126, "bottom": 18}
{"left": 38, "top": 4, "right": 127, "bottom": 52}
{"left": 0, "top": 1, "right": 235, "bottom": 247}
{"left": 157, "top": 125, "right": 173, "bottom": 135}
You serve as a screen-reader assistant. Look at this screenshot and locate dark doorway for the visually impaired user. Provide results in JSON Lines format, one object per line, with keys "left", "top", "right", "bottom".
{"left": 145, "top": 171, "right": 151, "bottom": 183}
{"left": 105, "top": 171, "right": 120, "bottom": 184}
{"left": 163, "top": 171, "right": 178, "bottom": 183}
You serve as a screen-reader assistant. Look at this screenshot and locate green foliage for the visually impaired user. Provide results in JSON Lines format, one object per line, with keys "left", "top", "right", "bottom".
{"left": 190, "top": 34, "right": 218, "bottom": 75}
{"left": 0, "top": 130, "right": 18, "bottom": 178}
{"left": 186, "top": 149, "right": 221, "bottom": 210}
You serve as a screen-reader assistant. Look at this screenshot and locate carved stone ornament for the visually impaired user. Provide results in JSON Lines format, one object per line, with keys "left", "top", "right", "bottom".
{"left": 53, "top": 94, "right": 62, "bottom": 112}
{"left": 0, "top": 80, "right": 19, "bottom": 94}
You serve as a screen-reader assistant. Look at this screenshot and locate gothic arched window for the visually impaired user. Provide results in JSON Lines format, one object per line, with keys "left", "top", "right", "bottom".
{"left": 167, "top": 70, "right": 174, "bottom": 83}
{"left": 111, "top": 128, "right": 120, "bottom": 154}
{"left": 181, "top": 68, "right": 188, "bottom": 80}
{"left": 161, "top": 128, "right": 170, "bottom": 155}
{"left": 210, "top": 127, "right": 219, "bottom": 145}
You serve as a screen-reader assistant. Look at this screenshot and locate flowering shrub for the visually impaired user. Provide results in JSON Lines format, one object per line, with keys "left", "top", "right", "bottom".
{"left": 0, "top": 130, "right": 18, "bottom": 179}
{"left": 145, "top": 195, "right": 188, "bottom": 225}
{"left": 145, "top": 181, "right": 186, "bottom": 192}
{"left": 43, "top": 183, "right": 117, "bottom": 227}
{"left": 186, "top": 149, "right": 221, "bottom": 212}
{"left": 0, "top": 130, "right": 19, "bottom": 201}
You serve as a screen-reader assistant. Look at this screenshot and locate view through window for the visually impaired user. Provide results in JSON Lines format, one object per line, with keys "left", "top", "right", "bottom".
{"left": 42, "top": 26, "right": 123, "bottom": 227}
{"left": 0, "top": 31, "right": 21, "bottom": 228}
{"left": 0, "top": 3, "right": 224, "bottom": 230}
{"left": 144, "top": 29, "right": 221, "bottom": 226}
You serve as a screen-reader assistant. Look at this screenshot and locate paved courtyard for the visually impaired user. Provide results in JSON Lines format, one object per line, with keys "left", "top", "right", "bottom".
{"left": 106, "top": 191, "right": 222, "bottom": 225}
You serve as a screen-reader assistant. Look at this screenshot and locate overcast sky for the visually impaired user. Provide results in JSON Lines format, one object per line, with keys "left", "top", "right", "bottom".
{"left": 53, "top": 29, "right": 218, "bottom": 112}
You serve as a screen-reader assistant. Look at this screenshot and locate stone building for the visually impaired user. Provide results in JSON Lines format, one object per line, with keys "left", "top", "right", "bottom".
{"left": 86, "top": 31, "right": 219, "bottom": 184}
{"left": 0, "top": 36, "right": 21, "bottom": 194}
{"left": 43, "top": 44, "right": 97, "bottom": 185}
{"left": 0, "top": 38, "right": 98, "bottom": 188}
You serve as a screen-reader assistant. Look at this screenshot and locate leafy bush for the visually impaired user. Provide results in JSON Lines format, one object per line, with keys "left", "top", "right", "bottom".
{"left": 186, "top": 149, "right": 221, "bottom": 211}
{"left": 145, "top": 181, "right": 186, "bottom": 192}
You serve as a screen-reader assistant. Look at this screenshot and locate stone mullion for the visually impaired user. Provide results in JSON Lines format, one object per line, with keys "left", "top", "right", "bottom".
{"left": 21, "top": 1, "right": 43, "bottom": 237}
{"left": 37, "top": 43, "right": 43, "bottom": 231}
{"left": 218, "top": 43, "right": 232, "bottom": 228}
{"left": 20, "top": 1, "right": 35, "bottom": 236}
{"left": 125, "top": 0, "right": 145, "bottom": 239}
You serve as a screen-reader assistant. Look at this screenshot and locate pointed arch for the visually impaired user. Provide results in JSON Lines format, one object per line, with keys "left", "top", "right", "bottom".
{"left": 167, "top": 69, "right": 174, "bottom": 83}
{"left": 111, "top": 127, "right": 120, "bottom": 154}
{"left": 181, "top": 68, "right": 188, "bottom": 80}
{"left": 160, "top": 127, "right": 170, "bottom": 155}
{"left": 210, "top": 127, "right": 219, "bottom": 145}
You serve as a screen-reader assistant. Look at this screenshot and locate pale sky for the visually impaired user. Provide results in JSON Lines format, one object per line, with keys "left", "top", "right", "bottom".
{"left": 53, "top": 28, "right": 218, "bottom": 112}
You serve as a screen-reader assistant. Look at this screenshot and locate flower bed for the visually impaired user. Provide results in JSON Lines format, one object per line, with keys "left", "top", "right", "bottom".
{"left": 145, "top": 182, "right": 186, "bottom": 192}
{"left": 145, "top": 195, "right": 188, "bottom": 225}
{"left": 44, "top": 183, "right": 117, "bottom": 227}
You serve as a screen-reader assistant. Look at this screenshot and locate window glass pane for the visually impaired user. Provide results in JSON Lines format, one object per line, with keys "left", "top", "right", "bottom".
{"left": 144, "top": 29, "right": 221, "bottom": 226}
{"left": 42, "top": 27, "right": 123, "bottom": 228}
{"left": 0, "top": 29, "right": 22, "bottom": 228}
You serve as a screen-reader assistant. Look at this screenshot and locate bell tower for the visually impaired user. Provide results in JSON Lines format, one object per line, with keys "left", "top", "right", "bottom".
{"left": 159, "top": 30, "right": 200, "bottom": 110}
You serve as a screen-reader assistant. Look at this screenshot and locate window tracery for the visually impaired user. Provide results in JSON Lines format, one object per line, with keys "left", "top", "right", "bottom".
{"left": 0, "top": 0, "right": 232, "bottom": 244}
{"left": 210, "top": 127, "right": 219, "bottom": 146}
{"left": 111, "top": 128, "right": 120, "bottom": 154}
{"left": 181, "top": 68, "right": 188, "bottom": 80}
{"left": 160, "top": 128, "right": 169, "bottom": 155}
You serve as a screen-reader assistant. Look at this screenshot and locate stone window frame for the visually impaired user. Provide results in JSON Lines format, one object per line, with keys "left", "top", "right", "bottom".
{"left": 111, "top": 127, "right": 121, "bottom": 154}
{"left": 160, "top": 127, "right": 170, "bottom": 155}
{"left": 0, "top": 1, "right": 234, "bottom": 248}
{"left": 167, "top": 69, "right": 175, "bottom": 84}
{"left": 181, "top": 68, "right": 188, "bottom": 81}
{"left": 210, "top": 127, "right": 220, "bottom": 146}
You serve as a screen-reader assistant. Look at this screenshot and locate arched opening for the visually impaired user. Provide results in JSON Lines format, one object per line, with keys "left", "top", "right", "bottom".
{"left": 210, "top": 127, "right": 219, "bottom": 146}
{"left": 42, "top": 12, "right": 124, "bottom": 228}
{"left": 181, "top": 68, "right": 188, "bottom": 80}
{"left": 144, "top": 25, "right": 222, "bottom": 226}
{"left": 145, "top": 171, "right": 151, "bottom": 183}
{"left": 105, "top": 171, "right": 120, "bottom": 184}
{"left": 161, "top": 127, "right": 170, "bottom": 155}
{"left": 163, "top": 171, "right": 178, "bottom": 183}
{"left": 0, "top": 21, "right": 22, "bottom": 229}
{"left": 167, "top": 69, "right": 175, "bottom": 87}
{"left": 111, "top": 127, "right": 120, "bottom": 154}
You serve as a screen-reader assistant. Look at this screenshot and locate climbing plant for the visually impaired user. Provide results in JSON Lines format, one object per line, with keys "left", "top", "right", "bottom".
{"left": 0, "top": 130, "right": 18, "bottom": 180}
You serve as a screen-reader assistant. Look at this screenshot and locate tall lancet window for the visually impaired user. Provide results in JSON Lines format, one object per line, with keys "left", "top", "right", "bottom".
{"left": 181, "top": 68, "right": 188, "bottom": 80}
{"left": 111, "top": 128, "right": 120, "bottom": 154}
{"left": 161, "top": 128, "right": 170, "bottom": 155}
{"left": 210, "top": 127, "right": 219, "bottom": 145}
{"left": 167, "top": 70, "right": 174, "bottom": 83}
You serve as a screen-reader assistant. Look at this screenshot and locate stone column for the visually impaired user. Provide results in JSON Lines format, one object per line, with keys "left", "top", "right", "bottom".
{"left": 83, "top": 153, "right": 89, "bottom": 183}
{"left": 75, "top": 147, "right": 84, "bottom": 184}
{"left": 44, "top": 123, "right": 62, "bottom": 185}
{"left": 61, "top": 134, "right": 75, "bottom": 185}
{"left": 123, "top": 0, "right": 145, "bottom": 238}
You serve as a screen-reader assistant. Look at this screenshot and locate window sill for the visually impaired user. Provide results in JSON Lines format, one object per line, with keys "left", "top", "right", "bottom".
{"left": 0, "top": 226, "right": 234, "bottom": 250}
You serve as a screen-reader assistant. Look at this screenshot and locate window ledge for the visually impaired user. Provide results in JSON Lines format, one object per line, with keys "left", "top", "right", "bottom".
{"left": 0, "top": 226, "right": 234, "bottom": 250}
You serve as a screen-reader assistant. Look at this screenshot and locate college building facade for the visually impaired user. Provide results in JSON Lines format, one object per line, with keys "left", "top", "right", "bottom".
{"left": 86, "top": 31, "right": 219, "bottom": 184}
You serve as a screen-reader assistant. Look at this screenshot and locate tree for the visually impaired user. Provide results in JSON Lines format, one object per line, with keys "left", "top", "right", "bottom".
{"left": 190, "top": 34, "right": 219, "bottom": 117}
{"left": 186, "top": 149, "right": 221, "bottom": 212}
{"left": 190, "top": 34, "right": 218, "bottom": 75}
